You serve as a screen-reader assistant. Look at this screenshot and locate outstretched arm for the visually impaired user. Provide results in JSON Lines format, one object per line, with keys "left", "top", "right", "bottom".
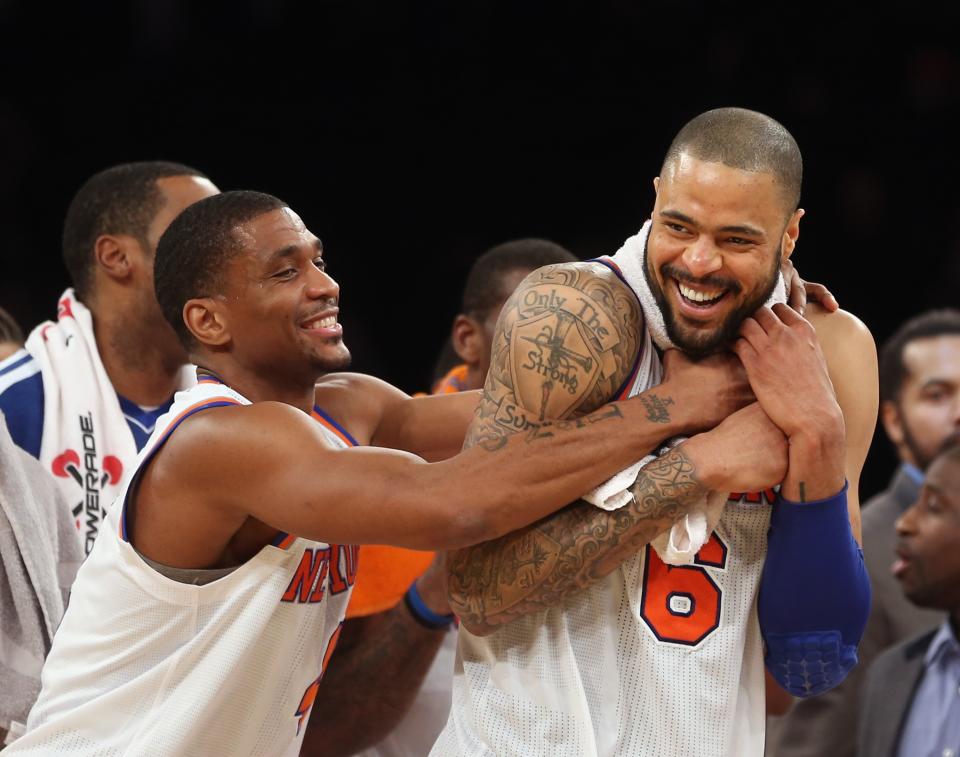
{"left": 447, "top": 262, "right": 783, "bottom": 635}
{"left": 136, "top": 265, "right": 742, "bottom": 571}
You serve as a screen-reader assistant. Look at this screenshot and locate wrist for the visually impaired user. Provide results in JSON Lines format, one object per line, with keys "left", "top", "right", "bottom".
{"left": 404, "top": 580, "right": 455, "bottom": 630}
{"left": 784, "top": 406, "right": 845, "bottom": 447}
{"left": 675, "top": 435, "right": 723, "bottom": 491}
{"left": 782, "top": 427, "right": 846, "bottom": 501}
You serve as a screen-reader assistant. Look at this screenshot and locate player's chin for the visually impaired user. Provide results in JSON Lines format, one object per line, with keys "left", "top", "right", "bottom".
{"left": 310, "top": 343, "right": 352, "bottom": 372}
{"left": 670, "top": 322, "right": 729, "bottom": 359}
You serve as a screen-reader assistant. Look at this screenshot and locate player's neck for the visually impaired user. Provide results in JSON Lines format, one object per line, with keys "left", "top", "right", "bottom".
{"left": 195, "top": 362, "right": 316, "bottom": 414}
{"left": 93, "top": 309, "right": 184, "bottom": 407}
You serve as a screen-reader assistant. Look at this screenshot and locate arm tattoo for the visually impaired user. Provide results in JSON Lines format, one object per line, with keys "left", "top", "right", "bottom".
{"left": 447, "top": 447, "right": 708, "bottom": 632}
{"left": 639, "top": 392, "right": 675, "bottom": 423}
{"left": 450, "top": 262, "right": 704, "bottom": 631}
{"left": 464, "top": 262, "right": 644, "bottom": 452}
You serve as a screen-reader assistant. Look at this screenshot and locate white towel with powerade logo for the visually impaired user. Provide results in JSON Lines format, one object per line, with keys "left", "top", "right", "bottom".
{"left": 24, "top": 289, "right": 193, "bottom": 554}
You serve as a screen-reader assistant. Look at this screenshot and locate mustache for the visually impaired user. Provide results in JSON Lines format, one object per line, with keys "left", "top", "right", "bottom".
{"left": 299, "top": 297, "right": 339, "bottom": 320}
{"left": 661, "top": 263, "right": 741, "bottom": 295}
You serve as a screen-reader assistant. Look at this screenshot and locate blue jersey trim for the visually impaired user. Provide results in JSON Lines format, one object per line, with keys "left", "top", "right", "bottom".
{"left": 120, "top": 399, "right": 240, "bottom": 542}
{"left": 0, "top": 353, "right": 44, "bottom": 458}
{"left": 117, "top": 393, "right": 176, "bottom": 452}
{"left": 0, "top": 350, "right": 33, "bottom": 377}
{"left": 313, "top": 405, "right": 360, "bottom": 447}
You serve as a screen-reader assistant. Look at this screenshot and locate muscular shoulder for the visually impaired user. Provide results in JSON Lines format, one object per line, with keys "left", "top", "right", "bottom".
{"left": 806, "top": 305, "right": 874, "bottom": 357}
{"left": 484, "top": 260, "right": 644, "bottom": 424}
{"left": 806, "top": 305, "right": 878, "bottom": 410}
{"left": 514, "top": 260, "right": 641, "bottom": 327}
{"left": 148, "top": 401, "right": 326, "bottom": 490}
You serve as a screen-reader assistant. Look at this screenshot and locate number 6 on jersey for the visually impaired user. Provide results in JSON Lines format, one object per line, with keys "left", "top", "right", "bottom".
{"left": 639, "top": 532, "right": 728, "bottom": 646}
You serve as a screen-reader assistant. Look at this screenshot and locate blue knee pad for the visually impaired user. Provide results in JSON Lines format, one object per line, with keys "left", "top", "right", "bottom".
{"left": 758, "top": 483, "right": 871, "bottom": 697}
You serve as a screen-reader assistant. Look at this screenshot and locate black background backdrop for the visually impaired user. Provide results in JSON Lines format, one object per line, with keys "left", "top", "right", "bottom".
{"left": 1, "top": 2, "right": 958, "bottom": 499}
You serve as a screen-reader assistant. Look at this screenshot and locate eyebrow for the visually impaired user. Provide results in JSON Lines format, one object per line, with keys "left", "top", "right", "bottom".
{"left": 266, "top": 238, "right": 324, "bottom": 264}
{"left": 659, "top": 209, "right": 766, "bottom": 239}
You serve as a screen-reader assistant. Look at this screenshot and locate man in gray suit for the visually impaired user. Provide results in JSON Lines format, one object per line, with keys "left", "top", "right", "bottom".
{"left": 769, "top": 309, "right": 960, "bottom": 757}
{"left": 859, "top": 441, "right": 960, "bottom": 757}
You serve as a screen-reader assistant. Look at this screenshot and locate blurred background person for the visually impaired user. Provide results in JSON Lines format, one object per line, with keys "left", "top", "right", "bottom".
{"left": 858, "top": 440, "right": 960, "bottom": 757}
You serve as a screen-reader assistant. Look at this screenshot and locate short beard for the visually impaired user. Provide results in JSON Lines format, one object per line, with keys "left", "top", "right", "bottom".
{"left": 896, "top": 401, "right": 937, "bottom": 473}
{"left": 311, "top": 341, "right": 352, "bottom": 374}
{"left": 643, "top": 234, "right": 781, "bottom": 359}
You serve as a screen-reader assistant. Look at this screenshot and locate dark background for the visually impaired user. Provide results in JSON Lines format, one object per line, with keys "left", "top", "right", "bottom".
{"left": 1, "top": 2, "right": 958, "bottom": 499}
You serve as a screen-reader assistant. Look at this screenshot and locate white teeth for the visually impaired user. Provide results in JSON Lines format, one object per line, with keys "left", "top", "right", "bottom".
{"left": 305, "top": 315, "right": 337, "bottom": 329}
{"left": 678, "top": 282, "right": 724, "bottom": 304}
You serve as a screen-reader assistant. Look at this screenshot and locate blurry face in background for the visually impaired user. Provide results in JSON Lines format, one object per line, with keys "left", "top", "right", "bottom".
{"left": 893, "top": 449, "right": 960, "bottom": 611}
{"left": 136, "top": 176, "right": 220, "bottom": 360}
{"left": 476, "top": 268, "right": 532, "bottom": 380}
{"left": 883, "top": 335, "right": 960, "bottom": 470}
{"left": 645, "top": 154, "right": 802, "bottom": 357}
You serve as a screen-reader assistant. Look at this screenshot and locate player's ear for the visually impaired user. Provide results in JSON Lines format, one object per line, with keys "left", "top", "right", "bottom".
{"left": 782, "top": 208, "right": 804, "bottom": 261}
{"left": 653, "top": 176, "right": 660, "bottom": 193}
{"left": 184, "top": 297, "right": 231, "bottom": 348}
{"left": 94, "top": 234, "right": 137, "bottom": 283}
{"left": 451, "top": 314, "right": 483, "bottom": 366}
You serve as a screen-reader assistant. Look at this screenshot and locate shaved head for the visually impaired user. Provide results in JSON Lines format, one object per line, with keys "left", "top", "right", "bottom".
{"left": 661, "top": 107, "right": 802, "bottom": 214}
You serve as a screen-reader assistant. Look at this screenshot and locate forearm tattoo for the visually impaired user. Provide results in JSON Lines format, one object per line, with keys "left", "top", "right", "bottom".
{"left": 448, "top": 447, "right": 707, "bottom": 632}
{"left": 639, "top": 393, "right": 674, "bottom": 424}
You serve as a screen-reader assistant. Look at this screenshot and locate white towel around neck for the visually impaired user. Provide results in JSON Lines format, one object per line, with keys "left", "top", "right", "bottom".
{"left": 583, "top": 220, "right": 786, "bottom": 565}
{"left": 24, "top": 289, "right": 194, "bottom": 555}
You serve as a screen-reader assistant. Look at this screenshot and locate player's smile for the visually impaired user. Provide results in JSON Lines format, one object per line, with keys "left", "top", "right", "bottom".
{"left": 662, "top": 264, "right": 741, "bottom": 323}
{"left": 299, "top": 307, "right": 342, "bottom": 339}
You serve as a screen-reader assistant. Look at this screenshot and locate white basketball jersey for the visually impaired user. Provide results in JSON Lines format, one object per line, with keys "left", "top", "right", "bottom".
{"left": 432, "top": 261, "right": 773, "bottom": 757}
{"left": 8, "top": 379, "right": 360, "bottom": 756}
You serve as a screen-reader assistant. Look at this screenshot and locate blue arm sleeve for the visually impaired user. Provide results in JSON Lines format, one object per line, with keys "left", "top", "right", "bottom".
{"left": 758, "top": 482, "right": 871, "bottom": 697}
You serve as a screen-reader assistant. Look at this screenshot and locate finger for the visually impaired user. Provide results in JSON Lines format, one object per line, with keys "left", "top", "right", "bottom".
{"left": 732, "top": 340, "right": 762, "bottom": 381}
{"left": 732, "top": 336, "right": 759, "bottom": 365}
{"left": 750, "top": 306, "right": 780, "bottom": 332}
{"left": 737, "top": 316, "right": 767, "bottom": 345}
{"left": 771, "top": 301, "right": 806, "bottom": 326}
{"left": 805, "top": 282, "right": 840, "bottom": 313}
